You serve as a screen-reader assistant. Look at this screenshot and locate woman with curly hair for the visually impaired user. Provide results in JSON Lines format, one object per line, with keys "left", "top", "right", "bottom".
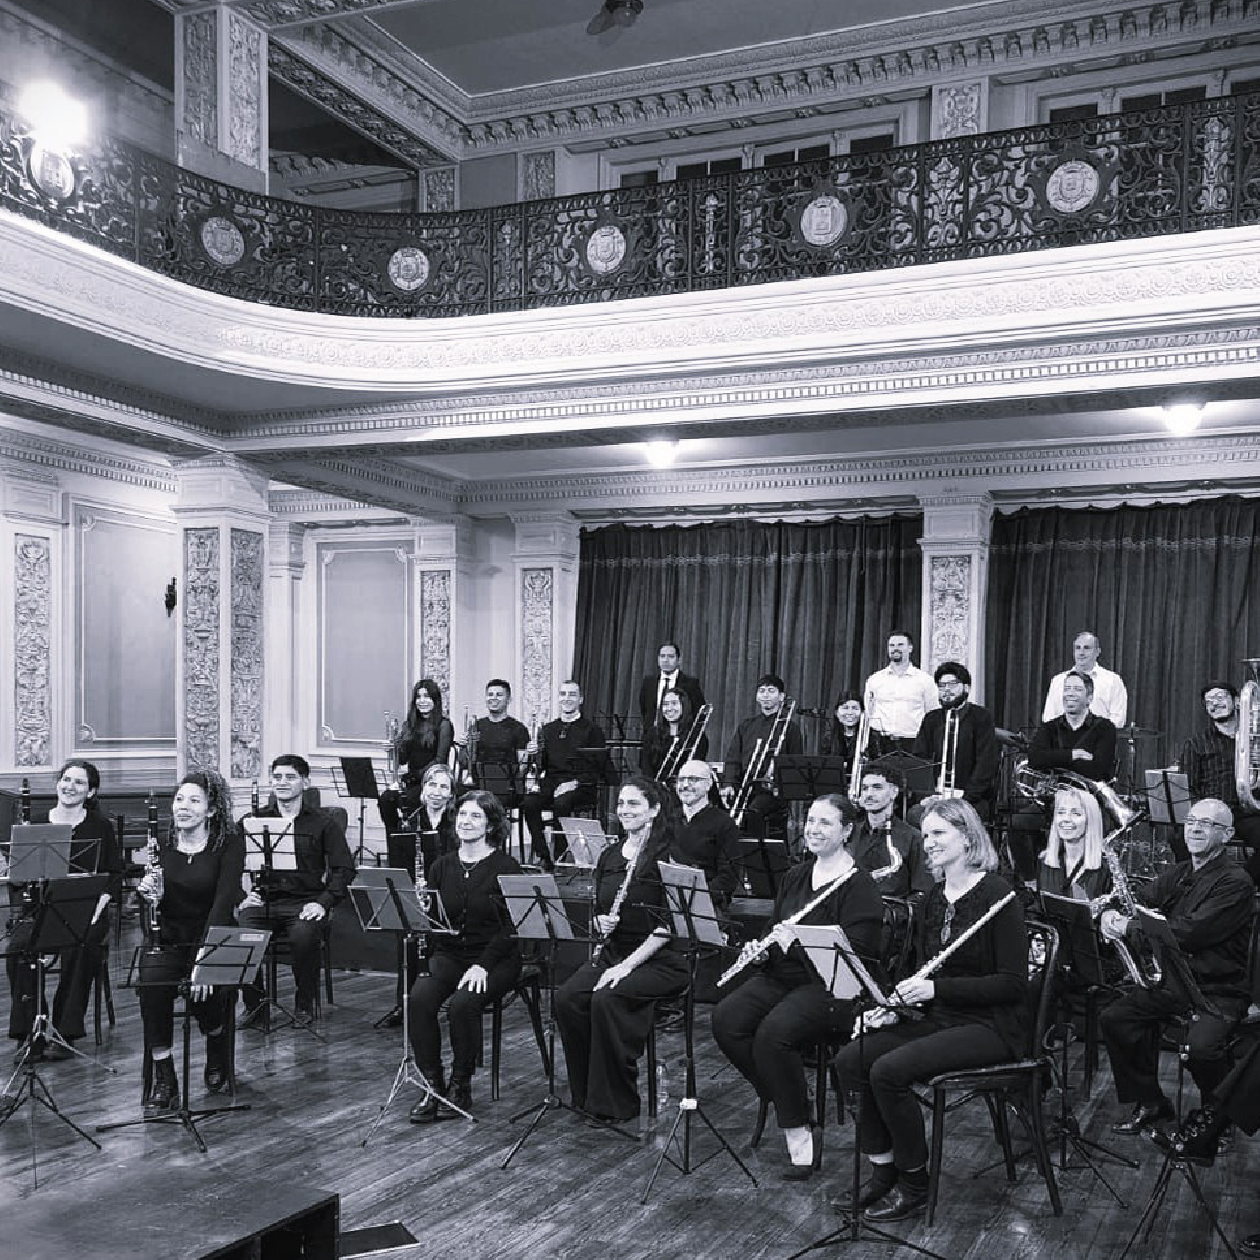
{"left": 136, "top": 767, "right": 244, "bottom": 1113}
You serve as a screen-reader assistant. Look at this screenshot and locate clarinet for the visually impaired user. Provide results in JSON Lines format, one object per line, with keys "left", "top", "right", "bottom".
{"left": 19, "top": 777, "right": 31, "bottom": 823}
{"left": 250, "top": 779, "right": 261, "bottom": 815}
{"left": 591, "top": 835, "right": 648, "bottom": 963}
{"left": 141, "top": 791, "right": 163, "bottom": 952}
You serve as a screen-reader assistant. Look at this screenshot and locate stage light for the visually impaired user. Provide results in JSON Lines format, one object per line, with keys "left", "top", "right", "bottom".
{"left": 17, "top": 81, "right": 88, "bottom": 149}
{"left": 643, "top": 440, "right": 680, "bottom": 468}
{"left": 1162, "top": 402, "right": 1204, "bottom": 437}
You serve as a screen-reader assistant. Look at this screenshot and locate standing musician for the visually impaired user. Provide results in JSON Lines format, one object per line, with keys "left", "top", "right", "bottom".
{"left": 6, "top": 759, "right": 121, "bottom": 1059}
{"left": 1179, "top": 680, "right": 1260, "bottom": 877}
{"left": 1098, "top": 797, "right": 1255, "bottom": 1136}
{"left": 520, "top": 681, "right": 607, "bottom": 872}
{"left": 711, "top": 794, "right": 884, "bottom": 1179}
{"left": 638, "top": 641, "right": 706, "bottom": 726}
{"left": 672, "top": 759, "right": 741, "bottom": 912}
{"left": 136, "top": 769, "right": 245, "bottom": 1112}
{"left": 468, "top": 678, "right": 530, "bottom": 805}
{"left": 1042, "top": 630, "right": 1128, "bottom": 728}
{"left": 379, "top": 679, "right": 456, "bottom": 837}
{"left": 911, "top": 663, "right": 999, "bottom": 820}
{"left": 555, "top": 777, "right": 687, "bottom": 1123}
{"left": 237, "top": 754, "right": 357, "bottom": 1028}
{"left": 850, "top": 768, "right": 933, "bottom": 904}
{"left": 862, "top": 631, "right": 938, "bottom": 751}
{"left": 406, "top": 791, "right": 523, "bottom": 1122}
{"left": 834, "top": 797, "right": 1028, "bottom": 1222}
{"left": 640, "top": 687, "right": 709, "bottom": 781}
{"left": 1036, "top": 782, "right": 1111, "bottom": 902}
{"left": 721, "top": 673, "right": 804, "bottom": 838}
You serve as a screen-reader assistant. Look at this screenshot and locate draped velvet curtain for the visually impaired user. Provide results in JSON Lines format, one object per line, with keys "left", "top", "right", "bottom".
{"left": 984, "top": 497, "right": 1260, "bottom": 766}
{"left": 573, "top": 515, "right": 923, "bottom": 758}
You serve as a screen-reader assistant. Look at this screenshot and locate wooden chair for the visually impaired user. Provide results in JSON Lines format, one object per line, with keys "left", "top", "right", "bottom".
{"left": 489, "top": 961, "right": 551, "bottom": 1101}
{"left": 924, "top": 918, "right": 1063, "bottom": 1226}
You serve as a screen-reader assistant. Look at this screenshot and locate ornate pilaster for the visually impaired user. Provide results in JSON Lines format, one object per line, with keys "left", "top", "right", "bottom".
{"left": 173, "top": 457, "right": 270, "bottom": 779}
{"left": 176, "top": 4, "right": 269, "bottom": 193}
{"left": 521, "top": 151, "right": 556, "bottom": 202}
{"left": 931, "top": 79, "right": 988, "bottom": 139}
{"left": 919, "top": 492, "right": 994, "bottom": 699}
{"left": 422, "top": 167, "right": 456, "bottom": 212}
{"left": 266, "top": 520, "right": 306, "bottom": 766}
{"left": 512, "top": 514, "right": 580, "bottom": 728}
{"left": 412, "top": 518, "right": 475, "bottom": 722}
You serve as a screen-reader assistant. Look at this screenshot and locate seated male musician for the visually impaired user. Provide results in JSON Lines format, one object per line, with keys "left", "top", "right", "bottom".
{"left": 850, "top": 767, "right": 933, "bottom": 904}
{"left": 1098, "top": 797, "right": 1255, "bottom": 1134}
{"left": 673, "top": 759, "right": 741, "bottom": 911}
{"left": 520, "top": 681, "right": 607, "bottom": 872}
{"left": 721, "top": 674, "right": 804, "bottom": 841}
{"left": 238, "top": 754, "right": 357, "bottom": 1027}
{"left": 910, "top": 662, "right": 999, "bottom": 820}
{"left": 470, "top": 678, "right": 530, "bottom": 805}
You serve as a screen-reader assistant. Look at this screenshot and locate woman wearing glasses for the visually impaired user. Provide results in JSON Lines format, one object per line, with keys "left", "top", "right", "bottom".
{"left": 834, "top": 795, "right": 1027, "bottom": 1221}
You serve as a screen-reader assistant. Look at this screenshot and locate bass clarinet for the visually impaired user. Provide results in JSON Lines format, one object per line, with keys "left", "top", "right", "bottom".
{"left": 140, "top": 791, "right": 163, "bottom": 952}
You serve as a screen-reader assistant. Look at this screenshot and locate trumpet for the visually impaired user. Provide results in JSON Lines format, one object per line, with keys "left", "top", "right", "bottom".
{"left": 732, "top": 698, "right": 797, "bottom": 827}
{"left": 656, "top": 703, "right": 713, "bottom": 783}
{"left": 936, "top": 706, "right": 962, "bottom": 798}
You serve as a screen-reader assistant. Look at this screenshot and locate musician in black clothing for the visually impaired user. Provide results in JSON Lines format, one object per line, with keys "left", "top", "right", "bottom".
{"left": 640, "top": 687, "right": 709, "bottom": 780}
{"left": 822, "top": 691, "right": 869, "bottom": 782}
{"left": 379, "top": 679, "right": 456, "bottom": 836}
{"left": 388, "top": 762, "right": 457, "bottom": 881}
{"left": 712, "top": 794, "right": 884, "bottom": 1178}
{"left": 1099, "top": 796, "right": 1255, "bottom": 1135}
{"left": 469, "top": 679, "right": 530, "bottom": 804}
{"left": 721, "top": 674, "right": 804, "bottom": 840}
{"left": 850, "top": 768, "right": 933, "bottom": 904}
{"left": 137, "top": 769, "right": 244, "bottom": 1111}
{"left": 672, "top": 759, "right": 741, "bottom": 911}
{"left": 520, "top": 681, "right": 607, "bottom": 871}
{"left": 911, "top": 663, "right": 999, "bottom": 819}
{"left": 637, "top": 642, "right": 706, "bottom": 726}
{"left": 1027, "top": 671, "right": 1117, "bottom": 782}
{"left": 6, "top": 758, "right": 121, "bottom": 1057}
{"left": 407, "top": 791, "right": 523, "bottom": 1121}
{"left": 238, "top": 754, "right": 356, "bottom": 1027}
{"left": 555, "top": 777, "right": 687, "bottom": 1123}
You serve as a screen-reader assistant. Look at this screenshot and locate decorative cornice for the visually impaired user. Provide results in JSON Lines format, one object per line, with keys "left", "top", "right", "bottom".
{"left": 0, "top": 426, "right": 178, "bottom": 493}
{"left": 254, "top": 453, "right": 460, "bottom": 515}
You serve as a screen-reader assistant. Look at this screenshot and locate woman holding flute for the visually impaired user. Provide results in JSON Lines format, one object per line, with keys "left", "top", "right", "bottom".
{"left": 834, "top": 795, "right": 1027, "bottom": 1221}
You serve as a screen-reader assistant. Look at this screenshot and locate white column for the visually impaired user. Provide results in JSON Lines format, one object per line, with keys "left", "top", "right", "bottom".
{"left": 265, "top": 520, "right": 306, "bottom": 768}
{"left": 412, "top": 517, "right": 477, "bottom": 725}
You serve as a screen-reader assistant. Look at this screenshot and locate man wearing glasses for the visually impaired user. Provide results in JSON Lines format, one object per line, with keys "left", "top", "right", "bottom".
{"left": 672, "top": 759, "right": 742, "bottom": 912}
{"left": 911, "top": 662, "right": 999, "bottom": 819}
{"left": 1098, "top": 797, "right": 1255, "bottom": 1136}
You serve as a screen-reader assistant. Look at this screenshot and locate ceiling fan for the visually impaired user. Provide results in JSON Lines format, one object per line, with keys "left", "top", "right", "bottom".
{"left": 587, "top": 0, "right": 644, "bottom": 36}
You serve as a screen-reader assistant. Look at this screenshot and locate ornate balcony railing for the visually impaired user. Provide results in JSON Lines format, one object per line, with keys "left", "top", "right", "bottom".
{"left": 1, "top": 91, "right": 1257, "bottom": 319}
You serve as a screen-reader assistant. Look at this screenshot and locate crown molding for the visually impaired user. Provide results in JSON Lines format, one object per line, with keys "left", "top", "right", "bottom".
{"left": 0, "top": 423, "right": 178, "bottom": 494}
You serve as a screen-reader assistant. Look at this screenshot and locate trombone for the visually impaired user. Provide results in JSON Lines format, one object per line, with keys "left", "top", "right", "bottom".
{"left": 935, "top": 706, "right": 963, "bottom": 798}
{"left": 656, "top": 703, "right": 713, "bottom": 783}
{"left": 731, "top": 698, "right": 797, "bottom": 827}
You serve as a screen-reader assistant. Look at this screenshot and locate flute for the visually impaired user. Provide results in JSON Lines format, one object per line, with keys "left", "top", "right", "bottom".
{"left": 592, "top": 835, "right": 646, "bottom": 963}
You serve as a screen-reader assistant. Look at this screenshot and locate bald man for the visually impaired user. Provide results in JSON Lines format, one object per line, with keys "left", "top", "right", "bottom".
{"left": 673, "top": 759, "right": 742, "bottom": 911}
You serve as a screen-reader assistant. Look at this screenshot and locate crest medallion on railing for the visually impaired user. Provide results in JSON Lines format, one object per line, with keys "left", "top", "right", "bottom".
{"left": 795, "top": 190, "right": 850, "bottom": 248}
{"left": 198, "top": 215, "right": 246, "bottom": 267}
{"left": 388, "top": 245, "right": 432, "bottom": 293}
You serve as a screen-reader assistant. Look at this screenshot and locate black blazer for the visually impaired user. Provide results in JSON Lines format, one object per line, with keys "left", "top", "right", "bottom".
{"left": 912, "top": 702, "right": 999, "bottom": 805}
{"left": 637, "top": 671, "right": 706, "bottom": 724}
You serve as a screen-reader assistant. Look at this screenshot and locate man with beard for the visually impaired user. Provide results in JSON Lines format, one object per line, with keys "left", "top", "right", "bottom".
{"left": 912, "top": 662, "right": 1000, "bottom": 820}
{"left": 863, "top": 631, "right": 938, "bottom": 751}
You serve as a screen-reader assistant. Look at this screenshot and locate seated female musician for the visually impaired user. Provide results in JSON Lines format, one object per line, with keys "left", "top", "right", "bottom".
{"left": 1036, "top": 783, "right": 1111, "bottom": 903}
{"left": 407, "top": 790, "right": 522, "bottom": 1121}
{"left": 639, "top": 687, "right": 708, "bottom": 780}
{"left": 379, "top": 679, "right": 456, "bottom": 837}
{"left": 711, "top": 794, "right": 884, "bottom": 1179}
{"left": 555, "top": 776, "right": 687, "bottom": 1123}
{"left": 6, "top": 759, "right": 121, "bottom": 1058}
{"left": 834, "top": 796, "right": 1028, "bottom": 1221}
{"left": 137, "top": 769, "right": 245, "bottom": 1111}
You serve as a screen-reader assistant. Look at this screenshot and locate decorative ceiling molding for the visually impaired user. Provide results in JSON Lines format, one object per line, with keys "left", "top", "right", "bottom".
{"left": 251, "top": 452, "right": 461, "bottom": 513}
{"left": 0, "top": 425, "right": 178, "bottom": 494}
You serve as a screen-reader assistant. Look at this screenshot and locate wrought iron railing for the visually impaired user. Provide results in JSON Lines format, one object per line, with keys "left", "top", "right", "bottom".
{"left": 2, "top": 92, "right": 1257, "bottom": 318}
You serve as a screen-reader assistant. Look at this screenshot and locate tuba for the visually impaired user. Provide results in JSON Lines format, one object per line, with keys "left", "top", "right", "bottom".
{"left": 1235, "top": 659, "right": 1260, "bottom": 812}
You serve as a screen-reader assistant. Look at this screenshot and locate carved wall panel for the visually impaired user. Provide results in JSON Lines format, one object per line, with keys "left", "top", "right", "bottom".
{"left": 931, "top": 80, "right": 988, "bottom": 139}
{"left": 230, "top": 527, "right": 264, "bottom": 779}
{"left": 183, "top": 526, "right": 221, "bottom": 771}
{"left": 181, "top": 12, "right": 219, "bottom": 148}
{"left": 928, "top": 554, "right": 972, "bottom": 669}
{"left": 13, "top": 534, "right": 51, "bottom": 767}
{"left": 227, "top": 12, "right": 265, "bottom": 168}
{"left": 419, "top": 569, "right": 451, "bottom": 700}
{"left": 520, "top": 567, "right": 553, "bottom": 727}
{"left": 522, "top": 151, "right": 556, "bottom": 202}
{"left": 424, "top": 167, "right": 456, "bottom": 212}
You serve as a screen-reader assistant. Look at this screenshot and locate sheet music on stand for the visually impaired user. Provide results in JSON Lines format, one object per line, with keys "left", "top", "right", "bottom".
{"left": 1038, "top": 892, "right": 1107, "bottom": 989}
{"left": 657, "top": 860, "right": 725, "bottom": 946}
{"left": 7, "top": 824, "right": 74, "bottom": 882}
{"left": 1144, "top": 770, "right": 1190, "bottom": 827}
{"left": 776, "top": 756, "right": 848, "bottom": 803}
{"left": 349, "top": 867, "right": 453, "bottom": 935}
{"left": 190, "top": 926, "right": 271, "bottom": 988}
{"left": 791, "top": 924, "right": 891, "bottom": 1003}
{"left": 558, "top": 817, "right": 611, "bottom": 869}
{"left": 242, "top": 816, "right": 298, "bottom": 872}
{"left": 498, "top": 873, "right": 577, "bottom": 940}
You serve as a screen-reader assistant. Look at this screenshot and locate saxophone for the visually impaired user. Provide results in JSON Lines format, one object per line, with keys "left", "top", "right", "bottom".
{"left": 1095, "top": 830, "right": 1161, "bottom": 986}
{"left": 869, "top": 818, "right": 904, "bottom": 881}
{"left": 140, "top": 791, "right": 163, "bottom": 952}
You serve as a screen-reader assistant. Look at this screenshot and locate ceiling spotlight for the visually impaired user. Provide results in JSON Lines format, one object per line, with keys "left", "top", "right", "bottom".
{"left": 16, "top": 81, "right": 88, "bottom": 148}
{"left": 1162, "top": 402, "right": 1204, "bottom": 437}
{"left": 643, "top": 439, "right": 680, "bottom": 468}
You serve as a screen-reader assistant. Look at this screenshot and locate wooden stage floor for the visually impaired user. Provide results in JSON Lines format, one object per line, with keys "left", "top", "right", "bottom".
{"left": 1, "top": 930, "right": 1256, "bottom": 1260}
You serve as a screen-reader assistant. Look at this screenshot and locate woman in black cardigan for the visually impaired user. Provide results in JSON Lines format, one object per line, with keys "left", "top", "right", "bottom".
{"left": 407, "top": 790, "right": 522, "bottom": 1121}
{"left": 835, "top": 795, "right": 1028, "bottom": 1221}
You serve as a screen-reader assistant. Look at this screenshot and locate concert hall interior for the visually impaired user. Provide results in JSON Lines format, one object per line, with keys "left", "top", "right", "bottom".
{"left": 2, "top": 0, "right": 1260, "bottom": 1256}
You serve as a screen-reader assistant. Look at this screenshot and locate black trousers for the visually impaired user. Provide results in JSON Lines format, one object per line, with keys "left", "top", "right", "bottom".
{"left": 711, "top": 972, "right": 854, "bottom": 1130}
{"left": 6, "top": 912, "right": 109, "bottom": 1042}
{"left": 835, "top": 1016, "right": 1011, "bottom": 1171}
{"left": 555, "top": 950, "right": 687, "bottom": 1121}
{"left": 407, "top": 950, "right": 522, "bottom": 1080}
{"left": 138, "top": 942, "right": 231, "bottom": 1051}
{"left": 1213, "top": 1034, "right": 1260, "bottom": 1134}
{"left": 522, "top": 782, "right": 598, "bottom": 863}
{"left": 1099, "top": 983, "right": 1245, "bottom": 1106}
{"left": 238, "top": 896, "right": 325, "bottom": 1007}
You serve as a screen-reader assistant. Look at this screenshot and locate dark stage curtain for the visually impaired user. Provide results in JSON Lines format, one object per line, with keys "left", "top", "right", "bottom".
{"left": 985, "top": 497, "right": 1260, "bottom": 767}
{"left": 573, "top": 515, "right": 923, "bottom": 759}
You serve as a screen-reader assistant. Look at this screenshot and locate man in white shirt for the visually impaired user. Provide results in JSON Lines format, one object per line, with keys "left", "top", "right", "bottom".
{"left": 862, "top": 630, "right": 938, "bottom": 750}
{"left": 1042, "top": 630, "right": 1128, "bottom": 727}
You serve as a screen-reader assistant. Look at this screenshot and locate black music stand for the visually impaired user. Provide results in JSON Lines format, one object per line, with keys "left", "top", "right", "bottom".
{"left": 0, "top": 873, "right": 111, "bottom": 1185}
{"left": 736, "top": 835, "right": 791, "bottom": 898}
{"left": 498, "top": 872, "right": 595, "bottom": 1168}
{"left": 374, "top": 827, "right": 437, "bottom": 1028}
{"left": 867, "top": 752, "right": 935, "bottom": 815}
{"left": 777, "top": 755, "right": 848, "bottom": 802}
{"left": 640, "top": 861, "right": 757, "bottom": 1203}
{"left": 784, "top": 926, "right": 946, "bottom": 1260}
{"left": 1143, "top": 769, "right": 1190, "bottom": 870}
{"left": 1119, "top": 910, "right": 1239, "bottom": 1260}
{"left": 333, "top": 756, "right": 384, "bottom": 862}
{"left": 356, "top": 871, "right": 471, "bottom": 1146}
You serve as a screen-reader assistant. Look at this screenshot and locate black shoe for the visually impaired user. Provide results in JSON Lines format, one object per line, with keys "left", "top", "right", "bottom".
{"left": 440, "top": 1077, "right": 473, "bottom": 1118}
{"left": 204, "top": 1031, "right": 231, "bottom": 1094}
{"left": 783, "top": 1125, "right": 824, "bottom": 1181}
{"left": 14, "top": 1037, "right": 44, "bottom": 1065}
{"left": 410, "top": 1069, "right": 447, "bottom": 1123}
{"left": 43, "top": 1041, "right": 74, "bottom": 1062}
{"left": 379, "top": 1005, "right": 404, "bottom": 1029}
{"left": 146, "top": 1057, "right": 180, "bottom": 1114}
{"left": 1239, "top": 1233, "right": 1260, "bottom": 1257}
{"left": 832, "top": 1163, "right": 898, "bottom": 1212}
{"left": 1112, "top": 1099, "right": 1175, "bottom": 1135}
{"left": 864, "top": 1181, "right": 929, "bottom": 1222}
{"left": 293, "top": 1002, "right": 316, "bottom": 1030}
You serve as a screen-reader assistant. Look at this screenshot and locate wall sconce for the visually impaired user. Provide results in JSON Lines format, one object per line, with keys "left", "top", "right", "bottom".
{"left": 15, "top": 81, "right": 88, "bottom": 205}
{"left": 1162, "top": 401, "right": 1204, "bottom": 437}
